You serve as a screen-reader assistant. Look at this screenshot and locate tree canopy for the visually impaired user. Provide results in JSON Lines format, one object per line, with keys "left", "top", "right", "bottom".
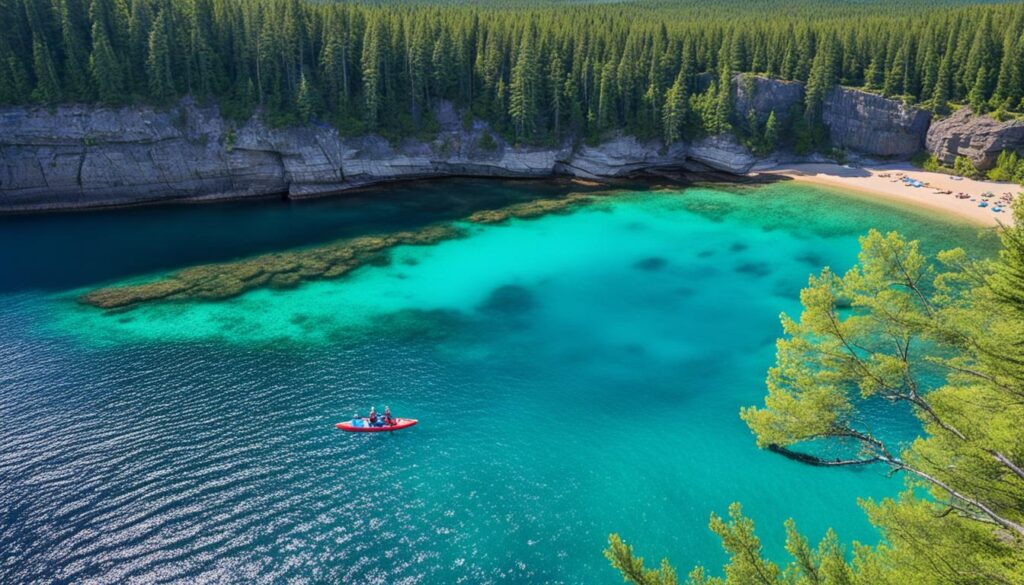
{"left": 4, "top": 0, "right": 1024, "bottom": 143}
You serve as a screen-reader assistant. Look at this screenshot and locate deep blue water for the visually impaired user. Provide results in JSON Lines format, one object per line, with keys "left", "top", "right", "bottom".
{"left": 0, "top": 180, "right": 997, "bottom": 583}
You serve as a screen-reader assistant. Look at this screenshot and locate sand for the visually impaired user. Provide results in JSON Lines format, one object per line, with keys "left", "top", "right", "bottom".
{"left": 759, "top": 163, "right": 1018, "bottom": 227}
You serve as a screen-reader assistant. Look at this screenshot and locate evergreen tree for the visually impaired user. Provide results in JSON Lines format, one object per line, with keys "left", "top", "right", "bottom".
{"left": 60, "top": 0, "right": 94, "bottom": 100}
{"left": 5, "top": 0, "right": 1024, "bottom": 140}
{"left": 763, "top": 110, "right": 778, "bottom": 150}
{"left": 969, "top": 65, "right": 989, "bottom": 113}
{"left": 661, "top": 68, "right": 687, "bottom": 145}
{"left": 146, "top": 10, "right": 174, "bottom": 102}
{"left": 90, "top": 24, "right": 125, "bottom": 103}
{"left": 547, "top": 51, "right": 564, "bottom": 140}
{"left": 360, "top": 18, "right": 382, "bottom": 129}
{"left": 509, "top": 26, "right": 539, "bottom": 141}
{"left": 295, "top": 70, "right": 317, "bottom": 122}
{"left": 932, "top": 49, "right": 953, "bottom": 114}
{"left": 804, "top": 35, "right": 836, "bottom": 120}
{"left": 30, "top": 35, "right": 62, "bottom": 103}
{"left": 711, "top": 44, "right": 732, "bottom": 134}
{"left": 992, "top": 30, "right": 1021, "bottom": 109}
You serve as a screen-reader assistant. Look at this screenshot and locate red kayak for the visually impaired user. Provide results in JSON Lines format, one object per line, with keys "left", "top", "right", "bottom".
{"left": 336, "top": 418, "right": 417, "bottom": 432}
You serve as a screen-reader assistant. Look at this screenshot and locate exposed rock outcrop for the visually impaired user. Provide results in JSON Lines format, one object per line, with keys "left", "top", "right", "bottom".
{"left": 925, "top": 107, "right": 1024, "bottom": 169}
{"left": 0, "top": 101, "right": 716, "bottom": 212}
{"left": 687, "top": 134, "right": 757, "bottom": 174}
{"left": 822, "top": 87, "right": 931, "bottom": 157}
{"left": 733, "top": 74, "right": 804, "bottom": 126}
{"left": 1, "top": 79, "right": 936, "bottom": 212}
{"left": 560, "top": 136, "right": 687, "bottom": 178}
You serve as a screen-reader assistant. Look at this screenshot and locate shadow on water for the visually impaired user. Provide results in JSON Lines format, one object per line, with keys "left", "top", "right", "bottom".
{"left": 0, "top": 178, "right": 618, "bottom": 293}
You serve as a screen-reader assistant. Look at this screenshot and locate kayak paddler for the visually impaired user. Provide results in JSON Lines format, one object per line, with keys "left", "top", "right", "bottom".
{"left": 369, "top": 406, "right": 378, "bottom": 425}
{"left": 384, "top": 406, "right": 394, "bottom": 426}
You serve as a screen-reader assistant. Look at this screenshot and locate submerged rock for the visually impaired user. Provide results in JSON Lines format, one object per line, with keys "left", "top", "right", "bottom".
{"left": 478, "top": 285, "right": 535, "bottom": 315}
{"left": 82, "top": 224, "right": 466, "bottom": 309}
{"left": 465, "top": 193, "right": 594, "bottom": 224}
{"left": 81, "top": 192, "right": 614, "bottom": 310}
{"left": 633, "top": 257, "right": 668, "bottom": 271}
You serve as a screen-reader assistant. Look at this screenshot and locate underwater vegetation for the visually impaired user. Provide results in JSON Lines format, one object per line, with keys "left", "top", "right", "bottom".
{"left": 82, "top": 193, "right": 602, "bottom": 310}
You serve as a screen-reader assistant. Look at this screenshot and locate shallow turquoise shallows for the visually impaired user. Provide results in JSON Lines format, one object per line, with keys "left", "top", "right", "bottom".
{"left": 0, "top": 180, "right": 997, "bottom": 583}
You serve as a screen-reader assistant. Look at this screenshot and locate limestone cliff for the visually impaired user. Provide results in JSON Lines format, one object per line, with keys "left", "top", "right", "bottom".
{"left": 822, "top": 87, "right": 931, "bottom": 157}
{"left": 0, "top": 79, "right": 939, "bottom": 212}
{"left": 925, "top": 107, "right": 1024, "bottom": 169}
{"left": 0, "top": 100, "right": 757, "bottom": 212}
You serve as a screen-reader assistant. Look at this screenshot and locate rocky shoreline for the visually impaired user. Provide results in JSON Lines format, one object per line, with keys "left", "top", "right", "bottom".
{"left": 2, "top": 76, "right": 1022, "bottom": 213}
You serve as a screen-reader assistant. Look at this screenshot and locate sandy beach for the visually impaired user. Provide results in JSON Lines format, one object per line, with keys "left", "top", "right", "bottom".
{"left": 761, "top": 163, "right": 1018, "bottom": 227}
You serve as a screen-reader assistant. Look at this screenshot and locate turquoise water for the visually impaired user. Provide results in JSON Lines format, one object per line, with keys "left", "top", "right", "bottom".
{"left": 0, "top": 180, "right": 996, "bottom": 583}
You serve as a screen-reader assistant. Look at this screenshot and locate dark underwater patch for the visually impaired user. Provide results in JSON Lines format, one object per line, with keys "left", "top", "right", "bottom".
{"left": 477, "top": 284, "right": 535, "bottom": 316}
{"left": 633, "top": 257, "right": 668, "bottom": 272}
{"left": 729, "top": 242, "right": 749, "bottom": 253}
{"left": 795, "top": 252, "right": 827, "bottom": 268}
{"left": 735, "top": 261, "right": 773, "bottom": 278}
{"left": 359, "top": 308, "right": 469, "bottom": 343}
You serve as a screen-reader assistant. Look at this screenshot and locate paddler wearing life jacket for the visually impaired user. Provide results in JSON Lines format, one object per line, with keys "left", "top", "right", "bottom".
{"left": 369, "top": 406, "right": 378, "bottom": 426}
{"left": 384, "top": 406, "right": 394, "bottom": 426}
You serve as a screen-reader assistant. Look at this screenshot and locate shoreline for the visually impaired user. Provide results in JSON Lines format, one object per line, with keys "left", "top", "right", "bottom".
{"left": 760, "top": 163, "right": 1017, "bottom": 227}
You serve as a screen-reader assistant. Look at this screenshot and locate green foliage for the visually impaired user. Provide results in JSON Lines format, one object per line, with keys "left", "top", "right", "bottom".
{"left": 478, "top": 132, "right": 498, "bottom": 152}
{"left": 987, "top": 149, "right": 1024, "bottom": 184}
{"left": 953, "top": 155, "right": 981, "bottom": 179}
{"left": 605, "top": 534, "right": 678, "bottom": 585}
{"left": 5, "top": 0, "right": 1024, "bottom": 144}
{"left": 911, "top": 152, "right": 955, "bottom": 174}
{"left": 608, "top": 505, "right": 861, "bottom": 585}
{"left": 611, "top": 200, "right": 1024, "bottom": 584}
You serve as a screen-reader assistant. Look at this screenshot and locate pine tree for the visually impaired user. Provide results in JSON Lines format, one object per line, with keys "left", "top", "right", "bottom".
{"left": 992, "top": 30, "right": 1021, "bottom": 110}
{"left": 126, "top": 0, "right": 152, "bottom": 93}
{"left": 146, "top": 10, "right": 174, "bottom": 102}
{"left": 595, "top": 59, "right": 613, "bottom": 131}
{"left": 90, "top": 24, "right": 125, "bottom": 103}
{"left": 969, "top": 65, "right": 989, "bottom": 113}
{"left": 189, "top": 0, "right": 222, "bottom": 99}
{"left": 296, "top": 71, "right": 317, "bottom": 122}
{"left": 883, "top": 44, "right": 906, "bottom": 97}
{"left": 509, "top": 26, "right": 539, "bottom": 141}
{"left": 360, "top": 18, "right": 382, "bottom": 129}
{"left": 711, "top": 44, "right": 732, "bottom": 134}
{"left": 30, "top": 36, "right": 62, "bottom": 104}
{"left": 804, "top": 35, "right": 836, "bottom": 120}
{"left": 548, "top": 51, "right": 564, "bottom": 140}
{"left": 763, "top": 110, "right": 778, "bottom": 150}
{"left": 661, "top": 68, "right": 687, "bottom": 145}
{"left": 932, "top": 54, "right": 951, "bottom": 114}
{"left": 60, "top": 0, "right": 94, "bottom": 100}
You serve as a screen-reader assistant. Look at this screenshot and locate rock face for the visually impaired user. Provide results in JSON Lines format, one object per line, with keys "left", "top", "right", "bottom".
{"left": 1, "top": 81, "right": 932, "bottom": 212}
{"left": 0, "top": 100, "right": 735, "bottom": 212}
{"left": 688, "top": 134, "right": 757, "bottom": 173}
{"left": 822, "top": 87, "right": 931, "bottom": 157}
{"left": 733, "top": 74, "right": 804, "bottom": 126}
{"left": 560, "top": 136, "right": 687, "bottom": 178}
{"left": 925, "top": 107, "right": 1024, "bottom": 169}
